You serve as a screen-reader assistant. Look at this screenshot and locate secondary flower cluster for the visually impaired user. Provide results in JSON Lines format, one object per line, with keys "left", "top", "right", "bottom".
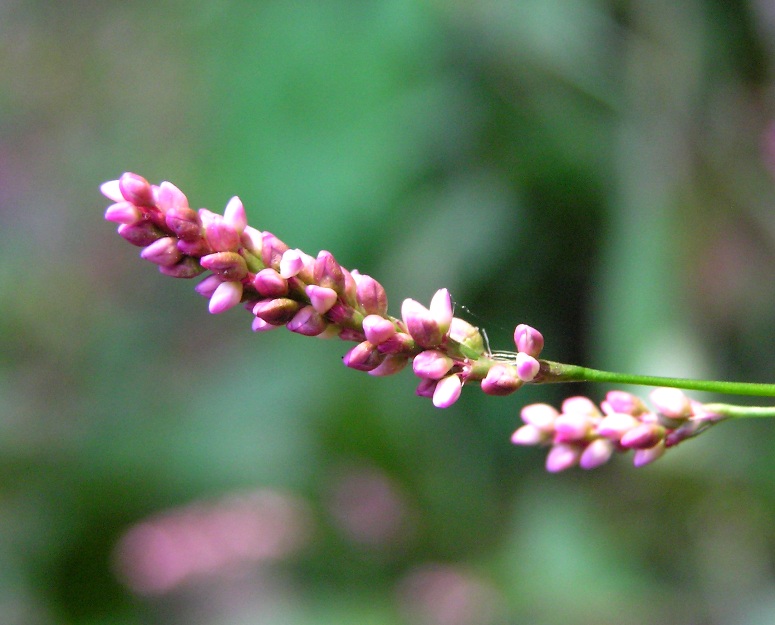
{"left": 101, "top": 173, "right": 545, "bottom": 409}
{"left": 512, "top": 387, "right": 726, "bottom": 471}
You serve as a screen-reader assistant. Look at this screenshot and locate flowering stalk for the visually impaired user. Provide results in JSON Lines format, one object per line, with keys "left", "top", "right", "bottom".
{"left": 101, "top": 173, "right": 775, "bottom": 472}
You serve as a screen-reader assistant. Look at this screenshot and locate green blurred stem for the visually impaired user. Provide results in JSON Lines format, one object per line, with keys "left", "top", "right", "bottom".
{"left": 702, "top": 404, "right": 775, "bottom": 419}
{"left": 535, "top": 360, "right": 775, "bottom": 398}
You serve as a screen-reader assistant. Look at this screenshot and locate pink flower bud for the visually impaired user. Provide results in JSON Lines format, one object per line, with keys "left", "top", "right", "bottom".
{"left": 367, "top": 354, "right": 409, "bottom": 377}
{"left": 632, "top": 443, "right": 666, "bottom": 468}
{"left": 342, "top": 341, "right": 382, "bottom": 372}
{"left": 200, "top": 210, "right": 241, "bottom": 252}
{"left": 601, "top": 390, "right": 647, "bottom": 416}
{"left": 448, "top": 318, "right": 485, "bottom": 355}
{"left": 401, "top": 299, "right": 442, "bottom": 348}
{"left": 253, "top": 268, "right": 289, "bottom": 297}
{"left": 158, "top": 257, "right": 205, "bottom": 279}
{"left": 620, "top": 423, "right": 666, "bottom": 450}
{"left": 119, "top": 172, "right": 155, "bottom": 207}
{"left": 287, "top": 306, "right": 328, "bottom": 336}
{"left": 511, "top": 424, "right": 548, "bottom": 446}
{"left": 241, "top": 226, "right": 264, "bottom": 255}
{"left": 481, "top": 364, "right": 522, "bottom": 396}
{"left": 200, "top": 252, "right": 248, "bottom": 281}
{"left": 415, "top": 378, "right": 437, "bottom": 398}
{"left": 560, "top": 396, "right": 600, "bottom": 418}
{"left": 649, "top": 387, "right": 692, "bottom": 420}
{"left": 579, "top": 439, "right": 615, "bottom": 470}
{"left": 520, "top": 403, "right": 559, "bottom": 431}
{"left": 362, "top": 315, "right": 396, "bottom": 345}
{"left": 223, "top": 196, "right": 247, "bottom": 234}
{"left": 432, "top": 374, "right": 462, "bottom": 408}
{"left": 252, "top": 317, "right": 278, "bottom": 332}
{"left": 279, "top": 249, "right": 305, "bottom": 278}
{"left": 261, "top": 232, "right": 289, "bottom": 269}
{"left": 140, "top": 236, "right": 183, "bottom": 267}
{"left": 305, "top": 285, "right": 338, "bottom": 314}
{"left": 165, "top": 206, "right": 202, "bottom": 242}
{"left": 595, "top": 413, "right": 640, "bottom": 441}
{"left": 208, "top": 281, "right": 243, "bottom": 314}
{"left": 176, "top": 238, "right": 212, "bottom": 258}
{"left": 156, "top": 181, "right": 189, "bottom": 212}
{"left": 545, "top": 443, "right": 581, "bottom": 473}
{"left": 515, "top": 352, "right": 540, "bottom": 382}
{"left": 100, "top": 179, "right": 123, "bottom": 203}
{"left": 376, "top": 332, "right": 415, "bottom": 355}
{"left": 429, "top": 289, "right": 453, "bottom": 336}
{"left": 105, "top": 201, "right": 142, "bottom": 225}
{"left": 553, "top": 413, "right": 592, "bottom": 443}
{"left": 117, "top": 222, "right": 165, "bottom": 247}
{"left": 313, "top": 251, "right": 346, "bottom": 294}
{"left": 412, "top": 350, "right": 454, "bottom": 380}
{"left": 354, "top": 273, "right": 388, "bottom": 316}
{"left": 195, "top": 275, "right": 222, "bottom": 298}
{"left": 514, "top": 324, "right": 544, "bottom": 357}
{"left": 252, "top": 298, "right": 301, "bottom": 325}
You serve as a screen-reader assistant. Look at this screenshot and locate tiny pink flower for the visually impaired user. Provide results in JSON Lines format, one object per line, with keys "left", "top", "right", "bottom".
{"left": 511, "top": 424, "right": 548, "bottom": 446}
{"left": 401, "top": 298, "right": 442, "bottom": 348}
{"left": 362, "top": 315, "right": 396, "bottom": 345}
{"left": 561, "top": 396, "right": 600, "bottom": 418}
{"left": 413, "top": 350, "right": 454, "bottom": 380}
{"left": 633, "top": 443, "right": 666, "bottom": 468}
{"left": 481, "top": 364, "right": 522, "bottom": 396}
{"left": 253, "top": 268, "right": 289, "bottom": 297}
{"left": 158, "top": 258, "right": 204, "bottom": 279}
{"left": 368, "top": 354, "right": 409, "bottom": 377}
{"left": 620, "top": 423, "right": 666, "bottom": 450}
{"left": 579, "top": 439, "right": 615, "bottom": 470}
{"left": 545, "top": 443, "right": 581, "bottom": 473}
{"left": 286, "top": 306, "right": 328, "bottom": 336}
{"left": 514, "top": 324, "right": 544, "bottom": 357}
{"left": 209, "top": 281, "right": 243, "bottom": 314}
{"left": 261, "top": 232, "right": 290, "bottom": 269}
{"left": 156, "top": 181, "right": 189, "bottom": 212}
{"left": 100, "top": 179, "right": 124, "bottom": 203}
{"left": 117, "top": 222, "right": 164, "bottom": 247}
{"left": 429, "top": 288, "right": 453, "bottom": 336}
{"left": 448, "top": 318, "right": 485, "bottom": 354}
{"left": 595, "top": 412, "right": 640, "bottom": 441}
{"left": 601, "top": 390, "right": 647, "bottom": 416}
{"left": 119, "top": 172, "right": 155, "bottom": 207}
{"left": 342, "top": 341, "right": 382, "bottom": 372}
{"left": 279, "top": 249, "right": 306, "bottom": 279}
{"left": 553, "top": 413, "right": 593, "bottom": 443}
{"left": 241, "top": 226, "right": 264, "bottom": 254}
{"left": 140, "top": 237, "right": 183, "bottom": 267}
{"left": 200, "top": 252, "right": 248, "bottom": 281}
{"left": 305, "top": 284, "right": 338, "bottom": 314}
{"left": 515, "top": 352, "right": 540, "bottom": 382}
{"left": 432, "top": 374, "right": 462, "bottom": 408}
{"left": 649, "top": 387, "right": 692, "bottom": 420}
{"left": 200, "top": 210, "right": 241, "bottom": 252}
{"left": 252, "top": 298, "right": 300, "bottom": 325}
{"left": 251, "top": 317, "right": 277, "bottom": 332}
{"left": 164, "top": 206, "right": 202, "bottom": 242}
{"left": 520, "top": 403, "right": 559, "bottom": 431}
{"left": 313, "top": 250, "right": 346, "bottom": 294}
{"left": 354, "top": 273, "right": 388, "bottom": 316}
{"left": 195, "top": 275, "right": 223, "bottom": 298}
{"left": 223, "top": 196, "right": 247, "bottom": 234}
{"left": 105, "top": 202, "right": 142, "bottom": 225}
{"left": 415, "top": 378, "right": 437, "bottom": 399}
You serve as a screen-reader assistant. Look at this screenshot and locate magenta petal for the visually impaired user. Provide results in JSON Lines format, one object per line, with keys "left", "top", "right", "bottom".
{"left": 208, "top": 281, "right": 243, "bottom": 314}
{"left": 432, "top": 374, "right": 462, "bottom": 408}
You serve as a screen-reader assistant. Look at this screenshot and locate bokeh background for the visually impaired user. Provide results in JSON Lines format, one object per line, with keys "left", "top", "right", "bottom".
{"left": 4, "top": 1, "right": 775, "bottom": 623}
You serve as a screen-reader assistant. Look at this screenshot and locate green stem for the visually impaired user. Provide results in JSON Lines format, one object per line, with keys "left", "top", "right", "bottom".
{"left": 702, "top": 404, "right": 775, "bottom": 419}
{"left": 534, "top": 360, "right": 775, "bottom": 397}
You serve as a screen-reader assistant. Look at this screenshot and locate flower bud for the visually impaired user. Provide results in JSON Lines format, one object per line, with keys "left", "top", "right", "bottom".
{"left": 354, "top": 273, "right": 388, "bottom": 316}
{"left": 100, "top": 179, "right": 123, "bottom": 203}
{"left": 313, "top": 250, "right": 346, "bottom": 294}
{"left": 601, "top": 390, "right": 647, "bottom": 416}
{"left": 253, "top": 268, "right": 289, "bottom": 297}
{"left": 368, "top": 354, "right": 409, "bottom": 377}
{"left": 176, "top": 238, "right": 212, "bottom": 258}
{"left": 156, "top": 181, "right": 189, "bottom": 212}
{"left": 448, "top": 318, "right": 485, "bottom": 355}
{"left": 514, "top": 324, "right": 544, "bottom": 357}
{"left": 305, "top": 285, "right": 338, "bottom": 314}
{"left": 342, "top": 341, "right": 382, "bottom": 372}
{"left": 158, "top": 257, "right": 205, "bottom": 279}
{"left": 119, "top": 172, "right": 155, "bottom": 207}
{"left": 553, "top": 413, "right": 593, "bottom": 443}
{"left": 105, "top": 201, "right": 142, "bottom": 225}
{"left": 376, "top": 332, "right": 415, "bottom": 355}
{"left": 515, "top": 352, "right": 540, "bottom": 382}
{"left": 561, "top": 396, "right": 600, "bottom": 418}
{"left": 362, "top": 315, "right": 396, "bottom": 345}
{"left": 412, "top": 350, "right": 454, "bottom": 380}
{"left": 241, "top": 226, "right": 264, "bottom": 255}
{"left": 117, "top": 222, "right": 165, "bottom": 247}
{"left": 632, "top": 442, "right": 666, "bottom": 468}
{"left": 545, "top": 443, "right": 581, "bottom": 473}
{"left": 595, "top": 412, "right": 640, "bottom": 441}
{"left": 511, "top": 424, "right": 548, "bottom": 446}
{"left": 200, "top": 252, "right": 248, "bottom": 281}
{"left": 432, "top": 374, "right": 462, "bottom": 408}
{"left": 261, "top": 232, "right": 289, "bottom": 269}
{"left": 165, "top": 206, "right": 202, "bottom": 242}
{"left": 620, "top": 423, "right": 666, "bottom": 450}
{"left": 649, "top": 387, "right": 692, "bottom": 420}
{"left": 579, "top": 439, "right": 615, "bottom": 470}
{"left": 208, "top": 281, "right": 243, "bottom": 314}
{"left": 141, "top": 236, "right": 183, "bottom": 267}
{"left": 481, "top": 364, "right": 522, "bottom": 396}
{"left": 429, "top": 289, "right": 453, "bottom": 337}
{"left": 401, "top": 298, "right": 442, "bottom": 348}
{"left": 520, "top": 403, "right": 558, "bottom": 431}
{"left": 252, "top": 298, "right": 300, "bottom": 325}
{"left": 195, "top": 275, "right": 222, "bottom": 298}
{"left": 287, "top": 306, "right": 328, "bottom": 336}
{"left": 223, "top": 196, "right": 247, "bottom": 234}
{"left": 200, "top": 209, "right": 241, "bottom": 252}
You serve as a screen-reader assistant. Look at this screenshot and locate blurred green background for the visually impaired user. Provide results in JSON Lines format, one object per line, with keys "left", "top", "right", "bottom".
{"left": 3, "top": 1, "right": 775, "bottom": 623}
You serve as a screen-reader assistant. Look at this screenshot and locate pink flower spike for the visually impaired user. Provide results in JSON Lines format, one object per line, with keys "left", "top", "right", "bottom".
{"left": 208, "top": 281, "right": 243, "bottom": 314}
{"left": 520, "top": 403, "right": 559, "bottom": 431}
{"left": 401, "top": 298, "right": 442, "bottom": 348}
{"left": 105, "top": 201, "right": 143, "bottom": 225}
{"left": 305, "top": 285, "right": 338, "bottom": 314}
{"left": 156, "top": 181, "right": 189, "bottom": 212}
{"left": 195, "top": 275, "right": 222, "bottom": 298}
{"left": 223, "top": 196, "right": 247, "bottom": 234}
{"left": 545, "top": 444, "right": 581, "bottom": 473}
{"left": 579, "top": 439, "right": 615, "bottom": 470}
{"left": 429, "top": 288, "right": 453, "bottom": 336}
{"left": 515, "top": 352, "right": 540, "bottom": 382}
{"left": 362, "top": 315, "right": 396, "bottom": 345}
{"left": 514, "top": 324, "right": 544, "bottom": 357}
{"left": 100, "top": 179, "right": 123, "bottom": 203}
{"left": 633, "top": 443, "right": 666, "bottom": 468}
{"left": 140, "top": 237, "right": 183, "bottom": 267}
{"left": 432, "top": 374, "right": 462, "bottom": 408}
{"left": 511, "top": 424, "right": 547, "bottom": 446}
{"left": 481, "top": 364, "right": 522, "bottom": 396}
{"left": 279, "top": 249, "right": 305, "bottom": 279}
{"left": 119, "top": 172, "right": 155, "bottom": 207}
{"left": 413, "top": 350, "right": 454, "bottom": 380}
